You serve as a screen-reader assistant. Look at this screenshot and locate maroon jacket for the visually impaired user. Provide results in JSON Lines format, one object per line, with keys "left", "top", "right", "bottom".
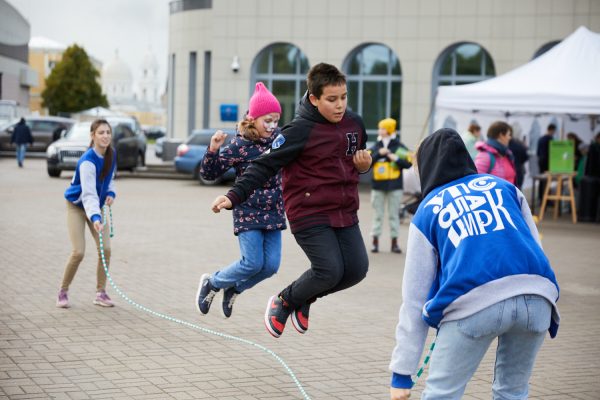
{"left": 226, "top": 94, "right": 368, "bottom": 233}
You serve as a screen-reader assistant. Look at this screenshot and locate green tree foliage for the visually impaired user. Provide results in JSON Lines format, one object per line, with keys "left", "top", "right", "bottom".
{"left": 42, "top": 44, "right": 108, "bottom": 115}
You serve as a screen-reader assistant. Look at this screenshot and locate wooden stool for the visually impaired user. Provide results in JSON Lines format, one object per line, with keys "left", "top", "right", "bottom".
{"left": 539, "top": 172, "right": 577, "bottom": 223}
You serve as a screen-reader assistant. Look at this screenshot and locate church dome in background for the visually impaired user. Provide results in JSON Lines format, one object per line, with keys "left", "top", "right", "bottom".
{"left": 103, "top": 50, "right": 133, "bottom": 82}
{"left": 102, "top": 50, "right": 133, "bottom": 103}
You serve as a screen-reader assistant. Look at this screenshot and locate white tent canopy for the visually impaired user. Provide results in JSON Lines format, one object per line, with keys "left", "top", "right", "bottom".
{"left": 435, "top": 26, "right": 600, "bottom": 115}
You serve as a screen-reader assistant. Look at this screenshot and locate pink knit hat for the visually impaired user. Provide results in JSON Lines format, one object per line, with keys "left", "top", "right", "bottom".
{"left": 248, "top": 82, "right": 281, "bottom": 119}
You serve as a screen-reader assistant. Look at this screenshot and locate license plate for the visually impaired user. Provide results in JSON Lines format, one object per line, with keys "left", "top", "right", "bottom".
{"left": 62, "top": 157, "right": 80, "bottom": 163}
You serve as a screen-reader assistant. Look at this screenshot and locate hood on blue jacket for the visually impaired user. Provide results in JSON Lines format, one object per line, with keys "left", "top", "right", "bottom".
{"left": 417, "top": 128, "right": 477, "bottom": 197}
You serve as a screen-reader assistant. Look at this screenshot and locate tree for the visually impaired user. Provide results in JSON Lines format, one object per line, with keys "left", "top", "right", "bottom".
{"left": 42, "top": 44, "right": 108, "bottom": 115}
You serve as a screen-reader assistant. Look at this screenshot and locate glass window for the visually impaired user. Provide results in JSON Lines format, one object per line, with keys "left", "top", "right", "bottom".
{"left": 114, "top": 125, "right": 135, "bottom": 139}
{"left": 533, "top": 41, "right": 560, "bottom": 59}
{"left": 31, "top": 121, "right": 60, "bottom": 132}
{"left": 431, "top": 43, "right": 495, "bottom": 134}
{"left": 433, "top": 42, "right": 495, "bottom": 87}
{"left": 343, "top": 43, "right": 402, "bottom": 139}
{"left": 251, "top": 43, "right": 310, "bottom": 125}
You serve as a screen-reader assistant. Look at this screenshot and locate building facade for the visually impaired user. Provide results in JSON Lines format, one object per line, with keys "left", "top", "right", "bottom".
{"left": 0, "top": 0, "right": 37, "bottom": 118}
{"left": 167, "top": 0, "right": 600, "bottom": 147}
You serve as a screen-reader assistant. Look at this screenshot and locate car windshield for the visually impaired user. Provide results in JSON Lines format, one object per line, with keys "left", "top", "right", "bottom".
{"left": 66, "top": 123, "right": 93, "bottom": 140}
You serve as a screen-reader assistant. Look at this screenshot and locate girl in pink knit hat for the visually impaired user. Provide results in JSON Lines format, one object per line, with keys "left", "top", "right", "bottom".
{"left": 195, "top": 82, "right": 286, "bottom": 318}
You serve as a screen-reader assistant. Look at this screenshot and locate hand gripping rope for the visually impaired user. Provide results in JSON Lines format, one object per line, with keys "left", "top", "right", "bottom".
{"left": 98, "top": 206, "right": 311, "bottom": 400}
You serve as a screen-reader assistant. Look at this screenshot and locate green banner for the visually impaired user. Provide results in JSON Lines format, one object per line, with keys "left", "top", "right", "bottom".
{"left": 549, "top": 140, "right": 574, "bottom": 173}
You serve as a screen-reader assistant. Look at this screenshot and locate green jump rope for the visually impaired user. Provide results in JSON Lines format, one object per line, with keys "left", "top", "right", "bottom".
{"left": 98, "top": 206, "right": 433, "bottom": 398}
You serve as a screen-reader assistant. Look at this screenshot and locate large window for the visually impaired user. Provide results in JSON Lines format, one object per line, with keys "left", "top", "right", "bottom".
{"left": 343, "top": 44, "right": 402, "bottom": 137}
{"left": 433, "top": 43, "right": 495, "bottom": 88}
{"left": 251, "top": 43, "right": 309, "bottom": 125}
{"left": 431, "top": 43, "right": 495, "bottom": 133}
{"left": 533, "top": 41, "right": 560, "bottom": 59}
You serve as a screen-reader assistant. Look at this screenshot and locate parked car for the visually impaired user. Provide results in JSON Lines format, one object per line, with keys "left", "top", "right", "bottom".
{"left": 0, "top": 115, "right": 75, "bottom": 152}
{"left": 46, "top": 117, "right": 147, "bottom": 177}
{"left": 174, "top": 129, "right": 237, "bottom": 185}
{"left": 143, "top": 125, "right": 166, "bottom": 140}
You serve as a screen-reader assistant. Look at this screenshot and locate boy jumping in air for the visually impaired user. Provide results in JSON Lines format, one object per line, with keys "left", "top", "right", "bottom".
{"left": 211, "top": 63, "right": 372, "bottom": 338}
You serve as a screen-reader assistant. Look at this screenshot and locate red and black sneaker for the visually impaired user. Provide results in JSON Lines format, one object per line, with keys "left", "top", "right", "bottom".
{"left": 264, "top": 295, "right": 292, "bottom": 338}
{"left": 291, "top": 302, "right": 311, "bottom": 334}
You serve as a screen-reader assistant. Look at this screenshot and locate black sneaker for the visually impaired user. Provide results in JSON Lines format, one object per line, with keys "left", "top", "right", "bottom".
{"left": 222, "top": 287, "right": 240, "bottom": 318}
{"left": 264, "top": 295, "right": 292, "bottom": 338}
{"left": 196, "top": 274, "right": 219, "bottom": 315}
{"left": 291, "top": 302, "right": 311, "bottom": 334}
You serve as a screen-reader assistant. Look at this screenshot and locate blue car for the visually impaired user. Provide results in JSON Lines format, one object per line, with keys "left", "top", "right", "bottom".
{"left": 174, "top": 129, "right": 237, "bottom": 185}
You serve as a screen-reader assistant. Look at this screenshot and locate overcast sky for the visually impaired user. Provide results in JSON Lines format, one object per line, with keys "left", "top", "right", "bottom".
{"left": 11, "top": 0, "right": 171, "bottom": 93}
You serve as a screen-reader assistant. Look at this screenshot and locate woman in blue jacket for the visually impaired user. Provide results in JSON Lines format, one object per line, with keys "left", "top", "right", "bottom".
{"left": 57, "top": 119, "right": 117, "bottom": 308}
{"left": 389, "top": 128, "right": 559, "bottom": 400}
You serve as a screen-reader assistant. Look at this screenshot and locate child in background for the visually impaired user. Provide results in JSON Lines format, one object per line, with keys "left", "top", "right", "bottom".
{"left": 56, "top": 119, "right": 117, "bottom": 308}
{"left": 196, "top": 82, "right": 286, "bottom": 318}
{"left": 367, "top": 118, "right": 412, "bottom": 254}
{"left": 211, "top": 63, "right": 372, "bottom": 338}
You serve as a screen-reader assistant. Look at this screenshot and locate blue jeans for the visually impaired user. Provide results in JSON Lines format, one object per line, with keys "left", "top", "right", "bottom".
{"left": 422, "top": 295, "right": 551, "bottom": 400}
{"left": 16, "top": 144, "right": 27, "bottom": 165}
{"left": 211, "top": 229, "right": 281, "bottom": 293}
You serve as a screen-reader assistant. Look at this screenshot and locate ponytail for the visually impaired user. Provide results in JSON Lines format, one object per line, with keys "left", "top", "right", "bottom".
{"left": 238, "top": 116, "right": 261, "bottom": 141}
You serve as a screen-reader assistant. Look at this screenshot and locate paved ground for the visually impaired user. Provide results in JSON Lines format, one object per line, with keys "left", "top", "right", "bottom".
{"left": 1, "top": 157, "right": 599, "bottom": 400}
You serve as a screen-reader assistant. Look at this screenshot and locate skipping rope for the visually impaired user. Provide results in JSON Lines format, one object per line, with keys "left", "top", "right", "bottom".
{"left": 98, "top": 206, "right": 434, "bottom": 397}
{"left": 98, "top": 206, "right": 311, "bottom": 399}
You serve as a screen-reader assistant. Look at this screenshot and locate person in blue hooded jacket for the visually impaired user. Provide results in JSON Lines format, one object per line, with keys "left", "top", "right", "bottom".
{"left": 389, "top": 128, "right": 560, "bottom": 400}
{"left": 56, "top": 119, "right": 117, "bottom": 309}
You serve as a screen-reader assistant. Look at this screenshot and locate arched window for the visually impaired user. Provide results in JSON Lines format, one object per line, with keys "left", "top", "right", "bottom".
{"left": 532, "top": 40, "right": 560, "bottom": 59}
{"left": 433, "top": 42, "right": 495, "bottom": 88}
{"left": 343, "top": 43, "right": 402, "bottom": 136}
{"left": 251, "top": 43, "right": 309, "bottom": 125}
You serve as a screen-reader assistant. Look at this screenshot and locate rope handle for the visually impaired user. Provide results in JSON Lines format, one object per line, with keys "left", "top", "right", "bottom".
{"left": 102, "top": 205, "right": 114, "bottom": 238}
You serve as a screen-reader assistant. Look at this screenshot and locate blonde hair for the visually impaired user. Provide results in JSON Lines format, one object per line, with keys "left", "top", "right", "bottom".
{"left": 238, "top": 116, "right": 261, "bottom": 141}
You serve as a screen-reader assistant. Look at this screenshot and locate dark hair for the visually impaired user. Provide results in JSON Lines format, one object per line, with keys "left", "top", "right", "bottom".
{"left": 487, "top": 121, "right": 512, "bottom": 140}
{"left": 238, "top": 116, "right": 260, "bottom": 141}
{"left": 307, "top": 63, "right": 346, "bottom": 99}
{"left": 89, "top": 119, "right": 114, "bottom": 180}
{"left": 567, "top": 132, "right": 582, "bottom": 144}
{"left": 548, "top": 123, "right": 557, "bottom": 131}
{"left": 468, "top": 123, "right": 481, "bottom": 134}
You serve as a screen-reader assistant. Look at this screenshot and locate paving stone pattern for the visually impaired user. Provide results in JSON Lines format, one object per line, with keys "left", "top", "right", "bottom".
{"left": 1, "top": 159, "right": 599, "bottom": 399}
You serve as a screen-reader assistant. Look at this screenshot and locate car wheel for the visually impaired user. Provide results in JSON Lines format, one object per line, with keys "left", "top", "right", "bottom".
{"left": 199, "top": 174, "right": 223, "bottom": 186}
{"left": 195, "top": 163, "right": 223, "bottom": 185}
{"left": 47, "top": 167, "right": 61, "bottom": 178}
